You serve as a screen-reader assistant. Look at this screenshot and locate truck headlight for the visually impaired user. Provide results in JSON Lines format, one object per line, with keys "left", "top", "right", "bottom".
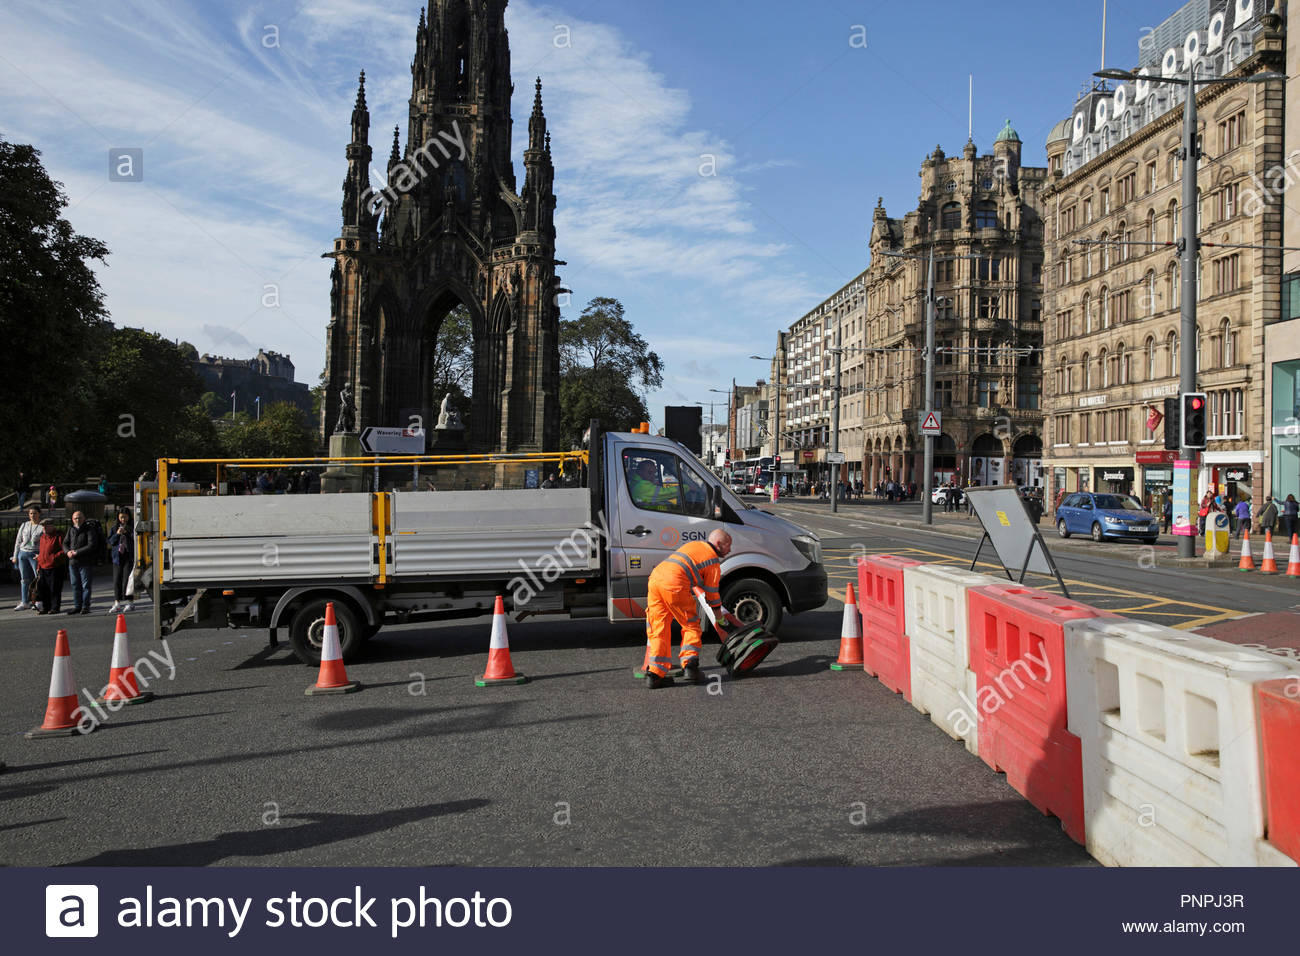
{"left": 792, "top": 534, "right": 822, "bottom": 565}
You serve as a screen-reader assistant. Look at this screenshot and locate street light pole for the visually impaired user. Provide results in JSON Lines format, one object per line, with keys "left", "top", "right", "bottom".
{"left": 922, "top": 244, "right": 936, "bottom": 525}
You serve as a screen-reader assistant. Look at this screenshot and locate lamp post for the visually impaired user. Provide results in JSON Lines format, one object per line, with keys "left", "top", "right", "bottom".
{"left": 709, "top": 387, "right": 730, "bottom": 476}
{"left": 1095, "top": 64, "right": 1284, "bottom": 558}
{"left": 751, "top": 353, "right": 786, "bottom": 503}
{"left": 882, "top": 246, "right": 980, "bottom": 525}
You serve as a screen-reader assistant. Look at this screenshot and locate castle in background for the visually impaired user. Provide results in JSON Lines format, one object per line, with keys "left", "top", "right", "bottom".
{"left": 194, "top": 349, "right": 312, "bottom": 417}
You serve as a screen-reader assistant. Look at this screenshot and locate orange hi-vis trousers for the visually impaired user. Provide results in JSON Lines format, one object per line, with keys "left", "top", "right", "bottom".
{"left": 643, "top": 541, "right": 723, "bottom": 677}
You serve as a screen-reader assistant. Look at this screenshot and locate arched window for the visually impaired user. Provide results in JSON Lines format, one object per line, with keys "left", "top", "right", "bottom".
{"left": 1083, "top": 292, "right": 1093, "bottom": 333}
{"left": 1117, "top": 343, "right": 1129, "bottom": 385}
{"left": 1146, "top": 208, "right": 1156, "bottom": 245}
{"left": 1100, "top": 285, "right": 1110, "bottom": 328}
{"left": 941, "top": 202, "right": 960, "bottom": 229}
{"left": 1166, "top": 331, "right": 1178, "bottom": 377}
{"left": 1145, "top": 336, "right": 1156, "bottom": 380}
{"left": 1144, "top": 270, "right": 1157, "bottom": 316}
{"left": 1082, "top": 352, "right": 1092, "bottom": 389}
{"left": 1221, "top": 317, "right": 1234, "bottom": 366}
{"left": 1167, "top": 199, "right": 1179, "bottom": 242}
{"left": 1120, "top": 221, "right": 1131, "bottom": 262}
{"left": 1100, "top": 232, "right": 1111, "bottom": 270}
{"left": 1166, "top": 261, "right": 1179, "bottom": 309}
{"left": 1100, "top": 347, "right": 1110, "bottom": 387}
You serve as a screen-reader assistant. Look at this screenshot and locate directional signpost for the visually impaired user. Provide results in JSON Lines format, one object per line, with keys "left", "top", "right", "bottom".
{"left": 359, "top": 426, "right": 426, "bottom": 455}
{"left": 919, "top": 411, "right": 941, "bottom": 436}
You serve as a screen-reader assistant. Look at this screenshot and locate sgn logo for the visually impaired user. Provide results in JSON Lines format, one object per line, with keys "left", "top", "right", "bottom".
{"left": 46, "top": 885, "right": 99, "bottom": 937}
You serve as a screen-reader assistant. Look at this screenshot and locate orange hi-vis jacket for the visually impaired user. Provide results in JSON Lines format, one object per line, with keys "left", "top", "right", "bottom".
{"left": 643, "top": 540, "right": 724, "bottom": 677}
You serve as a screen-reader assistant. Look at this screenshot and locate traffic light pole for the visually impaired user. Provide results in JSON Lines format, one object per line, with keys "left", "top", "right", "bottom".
{"left": 921, "top": 245, "right": 936, "bottom": 526}
{"left": 1177, "top": 68, "right": 1199, "bottom": 560}
{"left": 831, "top": 329, "right": 842, "bottom": 514}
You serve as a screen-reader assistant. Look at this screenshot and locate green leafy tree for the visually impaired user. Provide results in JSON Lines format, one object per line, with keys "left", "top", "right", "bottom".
{"left": 0, "top": 138, "right": 110, "bottom": 485}
{"left": 559, "top": 297, "right": 662, "bottom": 444}
{"left": 221, "top": 401, "right": 318, "bottom": 459}
{"left": 430, "top": 303, "right": 474, "bottom": 425}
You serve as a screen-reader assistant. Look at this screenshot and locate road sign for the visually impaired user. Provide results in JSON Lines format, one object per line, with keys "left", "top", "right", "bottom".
{"left": 827, "top": 452, "right": 846, "bottom": 464}
{"left": 359, "top": 426, "right": 426, "bottom": 455}
{"left": 919, "top": 411, "right": 942, "bottom": 436}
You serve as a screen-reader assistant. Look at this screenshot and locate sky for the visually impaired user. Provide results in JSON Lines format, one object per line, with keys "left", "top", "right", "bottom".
{"left": 0, "top": 0, "right": 1183, "bottom": 431}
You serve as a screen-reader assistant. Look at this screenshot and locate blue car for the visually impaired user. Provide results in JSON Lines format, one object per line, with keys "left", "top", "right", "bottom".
{"left": 1055, "top": 492, "right": 1159, "bottom": 544}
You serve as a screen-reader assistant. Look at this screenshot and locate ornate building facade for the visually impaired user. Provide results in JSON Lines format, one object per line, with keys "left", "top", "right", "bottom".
{"left": 322, "top": 0, "right": 561, "bottom": 452}
{"left": 1042, "top": 0, "right": 1285, "bottom": 508}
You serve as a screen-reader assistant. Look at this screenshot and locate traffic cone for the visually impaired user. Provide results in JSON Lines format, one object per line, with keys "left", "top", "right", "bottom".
{"left": 97, "top": 614, "right": 154, "bottom": 705}
{"left": 476, "top": 595, "right": 527, "bottom": 686}
{"left": 830, "top": 583, "right": 864, "bottom": 671}
{"left": 1260, "top": 531, "right": 1279, "bottom": 575}
{"left": 1237, "top": 529, "right": 1256, "bottom": 571}
{"left": 304, "top": 602, "right": 360, "bottom": 695}
{"left": 27, "top": 630, "right": 89, "bottom": 738}
{"left": 1287, "top": 534, "right": 1300, "bottom": 578}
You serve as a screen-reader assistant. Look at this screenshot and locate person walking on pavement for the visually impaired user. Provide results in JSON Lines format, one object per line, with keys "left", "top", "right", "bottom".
{"left": 107, "top": 508, "right": 135, "bottom": 613}
{"left": 1257, "top": 495, "right": 1279, "bottom": 537}
{"left": 35, "top": 518, "right": 65, "bottom": 614}
{"left": 63, "top": 510, "right": 101, "bottom": 614}
{"left": 1283, "top": 494, "right": 1299, "bottom": 539}
{"left": 1233, "top": 497, "right": 1251, "bottom": 539}
{"left": 642, "top": 529, "right": 732, "bottom": 689}
{"left": 1162, "top": 493, "right": 1172, "bottom": 534}
{"left": 10, "top": 505, "right": 43, "bottom": 609}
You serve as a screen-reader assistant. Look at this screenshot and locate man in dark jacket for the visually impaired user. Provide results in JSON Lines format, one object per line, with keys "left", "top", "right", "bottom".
{"left": 64, "top": 510, "right": 102, "bottom": 614}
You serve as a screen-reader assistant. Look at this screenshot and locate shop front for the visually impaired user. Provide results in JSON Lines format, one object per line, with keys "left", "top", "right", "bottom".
{"left": 1136, "top": 450, "right": 1176, "bottom": 512}
{"left": 1203, "top": 451, "right": 1263, "bottom": 506}
{"left": 1094, "top": 466, "right": 1134, "bottom": 496}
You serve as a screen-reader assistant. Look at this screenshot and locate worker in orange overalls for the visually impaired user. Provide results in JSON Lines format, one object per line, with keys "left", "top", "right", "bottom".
{"left": 642, "top": 529, "right": 733, "bottom": 689}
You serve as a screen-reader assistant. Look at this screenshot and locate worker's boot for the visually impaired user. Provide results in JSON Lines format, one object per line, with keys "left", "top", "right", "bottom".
{"left": 680, "top": 660, "right": 704, "bottom": 684}
{"left": 645, "top": 671, "right": 675, "bottom": 690}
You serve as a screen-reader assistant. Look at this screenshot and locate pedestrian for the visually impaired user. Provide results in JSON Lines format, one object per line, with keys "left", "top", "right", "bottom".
{"left": 107, "top": 508, "right": 135, "bottom": 613}
{"left": 1197, "top": 493, "right": 1212, "bottom": 535}
{"left": 541, "top": 473, "right": 556, "bottom": 489}
{"left": 97, "top": 474, "right": 108, "bottom": 496}
{"left": 1257, "top": 495, "right": 1279, "bottom": 537}
{"left": 35, "top": 518, "right": 65, "bottom": 614}
{"left": 14, "top": 469, "right": 26, "bottom": 507}
{"left": 1162, "top": 493, "right": 1172, "bottom": 534}
{"left": 63, "top": 510, "right": 101, "bottom": 614}
{"left": 10, "top": 504, "right": 43, "bottom": 609}
{"left": 1233, "top": 497, "right": 1251, "bottom": 539}
{"left": 642, "top": 528, "right": 732, "bottom": 689}
{"left": 1283, "top": 494, "right": 1299, "bottom": 540}
{"left": 1224, "top": 493, "right": 1237, "bottom": 533}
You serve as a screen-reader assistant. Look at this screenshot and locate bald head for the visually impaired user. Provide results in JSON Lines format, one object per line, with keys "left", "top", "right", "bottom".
{"left": 708, "top": 528, "right": 732, "bottom": 557}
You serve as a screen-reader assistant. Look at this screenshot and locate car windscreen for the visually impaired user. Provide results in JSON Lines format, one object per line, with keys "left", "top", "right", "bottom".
{"left": 1094, "top": 494, "right": 1144, "bottom": 512}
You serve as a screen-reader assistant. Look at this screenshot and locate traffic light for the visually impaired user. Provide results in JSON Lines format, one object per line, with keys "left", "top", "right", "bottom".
{"left": 1162, "top": 397, "right": 1180, "bottom": 451}
{"left": 1181, "top": 392, "right": 1207, "bottom": 449}
{"left": 774, "top": 455, "right": 781, "bottom": 473}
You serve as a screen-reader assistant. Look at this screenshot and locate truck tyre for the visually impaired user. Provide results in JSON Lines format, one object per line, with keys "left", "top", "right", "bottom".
{"left": 721, "top": 578, "right": 783, "bottom": 634}
{"left": 288, "top": 598, "right": 363, "bottom": 666}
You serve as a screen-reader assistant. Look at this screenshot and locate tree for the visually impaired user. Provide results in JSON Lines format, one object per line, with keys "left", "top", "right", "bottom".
{"left": 0, "top": 138, "right": 110, "bottom": 484}
{"left": 429, "top": 303, "right": 473, "bottom": 426}
{"left": 560, "top": 297, "right": 663, "bottom": 392}
{"left": 559, "top": 297, "right": 662, "bottom": 444}
{"left": 221, "top": 401, "right": 318, "bottom": 459}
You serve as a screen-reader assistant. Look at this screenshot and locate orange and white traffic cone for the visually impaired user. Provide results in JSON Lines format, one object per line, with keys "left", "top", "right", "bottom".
{"left": 1287, "top": 534, "right": 1300, "bottom": 578}
{"left": 27, "top": 630, "right": 89, "bottom": 738}
{"left": 830, "top": 583, "right": 864, "bottom": 671}
{"left": 1237, "top": 529, "right": 1256, "bottom": 572}
{"left": 1260, "top": 531, "right": 1279, "bottom": 575}
{"left": 97, "top": 614, "right": 154, "bottom": 705}
{"left": 476, "top": 595, "right": 527, "bottom": 686}
{"left": 304, "top": 602, "right": 360, "bottom": 695}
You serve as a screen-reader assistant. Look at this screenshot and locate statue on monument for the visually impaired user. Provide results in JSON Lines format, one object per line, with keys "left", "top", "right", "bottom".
{"left": 437, "top": 392, "right": 464, "bottom": 431}
{"left": 334, "top": 381, "right": 356, "bottom": 434}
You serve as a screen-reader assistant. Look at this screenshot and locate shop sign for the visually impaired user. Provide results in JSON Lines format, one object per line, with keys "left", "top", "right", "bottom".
{"left": 1135, "top": 450, "right": 1176, "bottom": 465}
{"left": 1225, "top": 467, "right": 1251, "bottom": 483}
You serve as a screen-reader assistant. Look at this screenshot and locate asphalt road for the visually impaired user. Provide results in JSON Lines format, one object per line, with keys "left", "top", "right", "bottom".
{"left": 0, "top": 560, "right": 1092, "bottom": 867}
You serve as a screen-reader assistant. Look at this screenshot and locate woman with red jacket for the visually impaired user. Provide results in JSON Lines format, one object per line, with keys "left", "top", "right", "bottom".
{"left": 35, "top": 519, "right": 66, "bottom": 614}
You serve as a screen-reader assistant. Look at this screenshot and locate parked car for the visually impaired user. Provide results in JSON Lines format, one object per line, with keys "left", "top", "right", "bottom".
{"left": 1055, "top": 492, "right": 1158, "bottom": 544}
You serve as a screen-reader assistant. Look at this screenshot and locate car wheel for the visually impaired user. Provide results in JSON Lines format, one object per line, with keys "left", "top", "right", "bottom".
{"left": 721, "top": 577, "right": 783, "bottom": 634}
{"left": 1091, "top": 522, "right": 1104, "bottom": 542}
{"left": 1057, "top": 519, "right": 1070, "bottom": 539}
{"left": 288, "top": 598, "right": 363, "bottom": 666}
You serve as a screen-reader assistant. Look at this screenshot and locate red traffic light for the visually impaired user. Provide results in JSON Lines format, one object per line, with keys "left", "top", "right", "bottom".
{"left": 1189, "top": 396, "right": 1204, "bottom": 410}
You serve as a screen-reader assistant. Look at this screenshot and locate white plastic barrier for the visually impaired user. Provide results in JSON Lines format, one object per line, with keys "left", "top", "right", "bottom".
{"left": 1065, "top": 617, "right": 1300, "bottom": 867}
{"left": 903, "top": 564, "right": 1004, "bottom": 756}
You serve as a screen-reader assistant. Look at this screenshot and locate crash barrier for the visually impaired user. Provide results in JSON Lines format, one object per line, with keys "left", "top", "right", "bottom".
{"left": 902, "top": 564, "right": 1005, "bottom": 756}
{"left": 966, "top": 585, "right": 1118, "bottom": 845}
{"left": 856, "top": 555, "right": 922, "bottom": 698}
{"left": 1064, "top": 618, "right": 1300, "bottom": 867}
{"left": 1256, "top": 679, "right": 1300, "bottom": 864}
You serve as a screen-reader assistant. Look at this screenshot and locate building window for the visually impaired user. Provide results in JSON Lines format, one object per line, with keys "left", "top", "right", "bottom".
{"left": 1117, "top": 344, "right": 1129, "bottom": 385}
{"left": 1220, "top": 318, "right": 1235, "bottom": 367}
{"left": 1167, "top": 149, "right": 1180, "bottom": 182}
{"left": 1100, "top": 233, "right": 1111, "bottom": 270}
{"left": 1113, "top": 290, "right": 1130, "bottom": 325}
{"left": 977, "top": 257, "right": 1002, "bottom": 281}
{"left": 1145, "top": 336, "right": 1156, "bottom": 380}
{"left": 1100, "top": 347, "right": 1110, "bottom": 387}
{"left": 935, "top": 380, "right": 954, "bottom": 407}
{"left": 1083, "top": 293, "right": 1093, "bottom": 333}
{"left": 1100, "top": 188, "right": 1111, "bottom": 215}
{"left": 1212, "top": 254, "right": 1240, "bottom": 295}
{"left": 1080, "top": 412, "right": 1091, "bottom": 444}
{"left": 1056, "top": 310, "right": 1072, "bottom": 340}
{"left": 1018, "top": 379, "right": 1041, "bottom": 410}
{"left": 1284, "top": 272, "right": 1300, "bottom": 321}
{"left": 936, "top": 339, "right": 956, "bottom": 366}
{"left": 941, "top": 202, "right": 961, "bottom": 229}
{"left": 1054, "top": 414, "right": 1071, "bottom": 444}
{"left": 977, "top": 380, "right": 997, "bottom": 407}
{"left": 1061, "top": 205, "right": 1078, "bottom": 233}
{"left": 975, "top": 203, "right": 998, "bottom": 229}
{"left": 1146, "top": 209, "right": 1156, "bottom": 245}
{"left": 1220, "top": 110, "right": 1246, "bottom": 152}
{"left": 1082, "top": 352, "right": 1092, "bottom": 389}
{"left": 1218, "top": 183, "right": 1239, "bottom": 220}
{"left": 1031, "top": 262, "right": 1042, "bottom": 282}
{"left": 978, "top": 296, "right": 1000, "bottom": 319}
{"left": 1100, "top": 286, "right": 1110, "bottom": 328}
{"left": 1083, "top": 197, "right": 1093, "bottom": 223}
{"left": 1166, "top": 262, "right": 1179, "bottom": 309}
{"left": 1118, "top": 173, "right": 1136, "bottom": 205}
{"left": 1167, "top": 199, "right": 1179, "bottom": 242}
{"left": 1144, "top": 270, "right": 1157, "bottom": 316}
{"left": 1146, "top": 161, "right": 1157, "bottom": 193}
{"left": 1166, "top": 331, "right": 1177, "bottom": 377}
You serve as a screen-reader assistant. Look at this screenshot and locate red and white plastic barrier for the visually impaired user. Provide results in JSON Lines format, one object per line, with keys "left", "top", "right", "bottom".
{"left": 856, "top": 555, "right": 921, "bottom": 698}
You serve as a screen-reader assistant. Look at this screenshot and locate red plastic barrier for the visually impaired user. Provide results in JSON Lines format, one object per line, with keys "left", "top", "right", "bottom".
{"left": 966, "top": 584, "right": 1117, "bottom": 845}
{"left": 856, "top": 555, "right": 921, "bottom": 698}
{"left": 1256, "top": 679, "right": 1300, "bottom": 863}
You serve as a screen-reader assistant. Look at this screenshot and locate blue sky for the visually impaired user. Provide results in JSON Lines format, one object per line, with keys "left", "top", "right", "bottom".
{"left": 0, "top": 0, "right": 1179, "bottom": 428}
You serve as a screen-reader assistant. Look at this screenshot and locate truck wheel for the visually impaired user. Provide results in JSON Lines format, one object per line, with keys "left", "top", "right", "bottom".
{"left": 362, "top": 623, "right": 382, "bottom": 642}
{"left": 288, "top": 599, "right": 363, "bottom": 666}
{"left": 721, "top": 578, "right": 783, "bottom": 634}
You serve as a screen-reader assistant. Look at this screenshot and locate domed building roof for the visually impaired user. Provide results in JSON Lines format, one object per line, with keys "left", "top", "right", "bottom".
{"left": 1046, "top": 116, "right": 1072, "bottom": 145}
{"left": 995, "top": 118, "right": 1021, "bottom": 144}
